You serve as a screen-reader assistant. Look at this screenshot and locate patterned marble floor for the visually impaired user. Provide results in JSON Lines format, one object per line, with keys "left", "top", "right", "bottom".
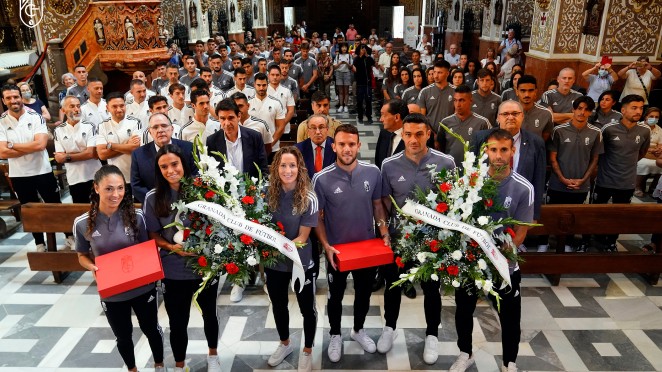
{"left": 1, "top": 100, "right": 662, "bottom": 371}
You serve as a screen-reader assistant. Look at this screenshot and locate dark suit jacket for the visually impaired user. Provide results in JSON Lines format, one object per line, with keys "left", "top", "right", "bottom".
{"left": 472, "top": 128, "right": 546, "bottom": 220}
{"left": 374, "top": 129, "right": 406, "bottom": 169}
{"left": 130, "top": 138, "right": 195, "bottom": 203}
{"left": 295, "top": 137, "right": 336, "bottom": 179}
{"left": 206, "top": 126, "right": 268, "bottom": 179}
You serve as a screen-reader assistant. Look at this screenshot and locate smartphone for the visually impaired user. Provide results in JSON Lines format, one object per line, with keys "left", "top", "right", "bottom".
{"left": 600, "top": 55, "right": 612, "bottom": 65}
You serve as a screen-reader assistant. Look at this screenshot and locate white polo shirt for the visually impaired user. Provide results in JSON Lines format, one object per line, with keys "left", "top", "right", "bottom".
{"left": 96, "top": 117, "right": 141, "bottom": 180}
{"left": 125, "top": 99, "right": 150, "bottom": 128}
{"left": 267, "top": 84, "right": 294, "bottom": 134}
{"left": 179, "top": 116, "right": 221, "bottom": 143}
{"left": 167, "top": 104, "right": 195, "bottom": 127}
{"left": 80, "top": 99, "right": 109, "bottom": 129}
{"left": 0, "top": 108, "right": 52, "bottom": 177}
{"left": 54, "top": 121, "right": 102, "bottom": 185}
{"left": 161, "top": 83, "right": 191, "bottom": 105}
{"left": 241, "top": 116, "right": 273, "bottom": 146}
{"left": 248, "top": 95, "right": 286, "bottom": 151}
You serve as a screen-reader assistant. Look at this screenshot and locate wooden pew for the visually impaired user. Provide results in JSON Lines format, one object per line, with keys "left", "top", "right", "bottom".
{"left": 520, "top": 204, "right": 662, "bottom": 285}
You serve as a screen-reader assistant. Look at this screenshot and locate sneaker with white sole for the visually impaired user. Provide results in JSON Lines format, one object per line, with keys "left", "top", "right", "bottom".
{"left": 174, "top": 366, "right": 190, "bottom": 372}
{"left": 449, "top": 351, "right": 474, "bottom": 371}
{"left": 537, "top": 244, "right": 548, "bottom": 252}
{"left": 207, "top": 355, "right": 221, "bottom": 372}
{"left": 36, "top": 243, "right": 46, "bottom": 252}
{"left": 297, "top": 351, "right": 312, "bottom": 372}
{"left": 328, "top": 334, "right": 342, "bottom": 362}
{"left": 501, "top": 361, "right": 518, "bottom": 372}
{"left": 422, "top": 335, "right": 439, "bottom": 364}
{"left": 268, "top": 342, "right": 293, "bottom": 366}
{"left": 230, "top": 284, "right": 244, "bottom": 302}
{"left": 155, "top": 366, "right": 167, "bottom": 372}
{"left": 64, "top": 236, "right": 75, "bottom": 251}
{"left": 343, "top": 106, "right": 348, "bottom": 113}
{"left": 376, "top": 326, "right": 396, "bottom": 353}
{"left": 350, "top": 328, "right": 376, "bottom": 353}
{"left": 564, "top": 245, "right": 573, "bottom": 252}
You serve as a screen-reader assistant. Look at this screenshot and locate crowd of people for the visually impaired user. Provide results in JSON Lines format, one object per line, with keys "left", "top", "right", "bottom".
{"left": 0, "top": 22, "right": 661, "bottom": 372}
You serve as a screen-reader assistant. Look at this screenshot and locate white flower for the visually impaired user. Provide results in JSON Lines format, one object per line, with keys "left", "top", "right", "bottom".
{"left": 425, "top": 191, "right": 438, "bottom": 206}
{"left": 451, "top": 250, "right": 462, "bottom": 261}
{"left": 417, "top": 252, "right": 428, "bottom": 263}
{"left": 224, "top": 163, "right": 240, "bottom": 178}
{"left": 475, "top": 279, "right": 483, "bottom": 289}
{"left": 399, "top": 273, "right": 409, "bottom": 279}
{"left": 198, "top": 153, "right": 220, "bottom": 173}
{"left": 247, "top": 255, "right": 257, "bottom": 266}
{"left": 410, "top": 267, "right": 419, "bottom": 274}
{"left": 483, "top": 279, "right": 493, "bottom": 292}
{"left": 477, "top": 216, "right": 489, "bottom": 226}
{"left": 452, "top": 279, "right": 460, "bottom": 288}
{"left": 430, "top": 273, "right": 439, "bottom": 281}
{"left": 214, "top": 244, "right": 223, "bottom": 254}
{"left": 478, "top": 258, "right": 487, "bottom": 270}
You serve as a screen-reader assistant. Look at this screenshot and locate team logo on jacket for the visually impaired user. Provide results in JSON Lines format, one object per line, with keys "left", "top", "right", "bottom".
{"left": 364, "top": 180, "right": 370, "bottom": 192}
{"left": 504, "top": 196, "right": 512, "bottom": 208}
{"left": 127, "top": 129, "right": 132, "bottom": 136}
{"left": 535, "top": 119, "right": 540, "bottom": 127}
{"left": 468, "top": 128, "right": 473, "bottom": 136}
{"left": 27, "top": 123, "right": 32, "bottom": 130}
{"left": 585, "top": 137, "right": 590, "bottom": 145}
{"left": 491, "top": 102, "right": 495, "bottom": 110}
{"left": 635, "top": 135, "right": 641, "bottom": 144}
{"left": 82, "top": 132, "right": 87, "bottom": 138}
{"left": 448, "top": 95, "right": 453, "bottom": 102}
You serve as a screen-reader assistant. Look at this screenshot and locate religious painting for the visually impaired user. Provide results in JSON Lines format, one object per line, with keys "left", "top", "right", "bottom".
{"left": 583, "top": 0, "right": 604, "bottom": 36}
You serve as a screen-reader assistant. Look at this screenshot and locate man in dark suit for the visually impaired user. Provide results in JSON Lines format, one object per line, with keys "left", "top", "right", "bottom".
{"left": 472, "top": 100, "right": 546, "bottom": 223}
{"left": 375, "top": 99, "right": 408, "bottom": 169}
{"left": 206, "top": 98, "right": 269, "bottom": 181}
{"left": 131, "top": 113, "right": 195, "bottom": 203}
{"left": 295, "top": 114, "right": 336, "bottom": 179}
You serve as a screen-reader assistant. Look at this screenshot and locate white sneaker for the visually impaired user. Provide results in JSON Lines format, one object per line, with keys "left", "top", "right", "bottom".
{"left": 376, "top": 326, "right": 396, "bottom": 353}
{"left": 64, "top": 236, "right": 75, "bottom": 251}
{"left": 336, "top": 107, "right": 342, "bottom": 114}
{"left": 564, "top": 245, "right": 573, "bottom": 252}
{"left": 537, "top": 244, "right": 548, "bottom": 252}
{"left": 174, "top": 366, "right": 190, "bottom": 372}
{"left": 343, "top": 106, "right": 348, "bottom": 113}
{"left": 449, "top": 351, "right": 474, "bottom": 371}
{"left": 297, "top": 351, "right": 312, "bottom": 372}
{"left": 155, "top": 366, "right": 168, "bottom": 372}
{"left": 350, "top": 328, "right": 376, "bottom": 353}
{"left": 328, "top": 334, "right": 342, "bottom": 362}
{"left": 35, "top": 243, "right": 46, "bottom": 252}
{"left": 207, "top": 355, "right": 221, "bottom": 372}
{"left": 422, "top": 335, "right": 439, "bottom": 364}
{"left": 268, "top": 342, "right": 293, "bottom": 366}
{"left": 501, "top": 362, "right": 518, "bottom": 372}
{"left": 230, "top": 284, "right": 244, "bottom": 302}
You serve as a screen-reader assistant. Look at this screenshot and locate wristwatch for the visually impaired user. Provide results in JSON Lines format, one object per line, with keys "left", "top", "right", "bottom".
{"left": 7, "top": 142, "right": 13, "bottom": 149}
{"left": 106, "top": 143, "right": 112, "bottom": 150}
{"left": 66, "top": 154, "right": 72, "bottom": 162}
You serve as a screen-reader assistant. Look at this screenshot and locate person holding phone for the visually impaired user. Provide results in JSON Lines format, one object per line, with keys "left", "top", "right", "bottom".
{"left": 618, "top": 56, "right": 661, "bottom": 106}
{"left": 582, "top": 59, "right": 618, "bottom": 102}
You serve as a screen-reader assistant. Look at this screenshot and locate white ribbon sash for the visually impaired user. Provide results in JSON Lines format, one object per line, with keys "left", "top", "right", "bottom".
{"left": 401, "top": 201, "right": 511, "bottom": 286}
{"left": 186, "top": 200, "right": 305, "bottom": 292}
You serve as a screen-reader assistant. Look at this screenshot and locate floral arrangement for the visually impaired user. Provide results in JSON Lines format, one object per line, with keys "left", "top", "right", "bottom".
{"left": 168, "top": 137, "right": 284, "bottom": 289}
{"left": 391, "top": 126, "right": 536, "bottom": 305}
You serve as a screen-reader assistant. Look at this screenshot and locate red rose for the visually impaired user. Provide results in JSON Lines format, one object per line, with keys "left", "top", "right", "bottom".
{"left": 505, "top": 227, "right": 516, "bottom": 239}
{"left": 225, "top": 262, "right": 239, "bottom": 275}
{"left": 447, "top": 265, "right": 459, "bottom": 276}
{"left": 466, "top": 252, "right": 476, "bottom": 261}
{"left": 198, "top": 256, "right": 208, "bottom": 267}
{"left": 241, "top": 195, "right": 255, "bottom": 205}
{"left": 205, "top": 225, "right": 213, "bottom": 235}
{"left": 204, "top": 190, "right": 216, "bottom": 199}
{"left": 395, "top": 256, "right": 405, "bottom": 268}
{"left": 182, "top": 229, "right": 190, "bottom": 240}
{"left": 438, "top": 264, "right": 445, "bottom": 271}
{"left": 276, "top": 221, "right": 285, "bottom": 231}
{"left": 228, "top": 243, "right": 234, "bottom": 250}
{"left": 262, "top": 251, "right": 269, "bottom": 258}
{"left": 240, "top": 234, "right": 254, "bottom": 245}
{"left": 484, "top": 198, "right": 493, "bottom": 208}
{"left": 429, "top": 240, "right": 440, "bottom": 252}
{"left": 436, "top": 202, "right": 449, "bottom": 213}
{"left": 404, "top": 233, "right": 410, "bottom": 239}
{"left": 439, "top": 182, "right": 452, "bottom": 193}
{"left": 193, "top": 177, "right": 203, "bottom": 187}
{"left": 469, "top": 240, "right": 479, "bottom": 248}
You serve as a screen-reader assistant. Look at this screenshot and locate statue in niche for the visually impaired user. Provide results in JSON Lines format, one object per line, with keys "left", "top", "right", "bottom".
{"left": 453, "top": 0, "right": 460, "bottom": 21}
{"left": 254, "top": 1, "right": 258, "bottom": 19}
{"left": 582, "top": 0, "right": 603, "bottom": 36}
{"left": 94, "top": 19, "right": 105, "bottom": 42}
{"left": 124, "top": 17, "right": 135, "bottom": 42}
{"left": 493, "top": 0, "right": 503, "bottom": 25}
{"left": 157, "top": 16, "right": 166, "bottom": 39}
{"left": 230, "top": 1, "right": 236, "bottom": 23}
{"left": 189, "top": 1, "right": 198, "bottom": 28}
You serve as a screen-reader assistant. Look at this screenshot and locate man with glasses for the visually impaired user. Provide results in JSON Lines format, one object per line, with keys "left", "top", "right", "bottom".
{"left": 378, "top": 43, "right": 393, "bottom": 73}
{"left": 296, "top": 91, "right": 341, "bottom": 142}
{"left": 130, "top": 113, "right": 195, "bottom": 203}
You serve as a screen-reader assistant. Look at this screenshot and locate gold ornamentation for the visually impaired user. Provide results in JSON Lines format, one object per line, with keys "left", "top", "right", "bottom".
{"left": 536, "top": 0, "right": 551, "bottom": 11}
{"left": 602, "top": 0, "right": 662, "bottom": 55}
{"left": 530, "top": 0, "right": 557, "bottom": 52}
{"left": 49, "top": 0, "right": 75, "bottom": 15}
{"left": 554, "top": 0, "right": 583, "bottom": 54}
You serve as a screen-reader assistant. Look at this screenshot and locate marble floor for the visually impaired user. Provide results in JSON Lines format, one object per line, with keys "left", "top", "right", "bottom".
{"left": 1, "top": 99, "right": 662, "bottom": 371}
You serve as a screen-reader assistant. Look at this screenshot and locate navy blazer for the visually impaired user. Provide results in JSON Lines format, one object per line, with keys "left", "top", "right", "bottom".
{"left": 472, "top": 128, "right": 546, "bottom": 220}
{"left": 130, "top": 138, "right": 195, "bottom": 203}
{"left": 206, "top": 126, "right": 268, "bottom": 179}
{"left": 295, "top": 137, "right": 336, "bottom": 179}
{"left": 374, "top": 129, "right": 405, "bottom": 169}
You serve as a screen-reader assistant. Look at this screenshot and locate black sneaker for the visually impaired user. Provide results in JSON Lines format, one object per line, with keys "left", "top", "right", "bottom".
{"left": 403, "top": 284, "right": 417, "bottom": 299}
{"left": 358, "top": 119, "right": 364, "bottom": 124}
{"left": 575, "top": 243, "right": 588, "bottom": 253}
{"left": 367, "top": 118, "right": 374, "bottom": 124}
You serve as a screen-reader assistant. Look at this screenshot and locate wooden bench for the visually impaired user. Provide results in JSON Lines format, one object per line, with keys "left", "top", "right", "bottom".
{"left": 520, "top": 204, "right": 662, "bottom": 285}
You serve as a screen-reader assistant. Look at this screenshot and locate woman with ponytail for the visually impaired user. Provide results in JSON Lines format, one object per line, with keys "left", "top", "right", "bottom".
{"left": 74, "top": 165, "right": 165, "bottom": 372}
{"left": 143, "top": 144, "right": 222, "bottom": 372}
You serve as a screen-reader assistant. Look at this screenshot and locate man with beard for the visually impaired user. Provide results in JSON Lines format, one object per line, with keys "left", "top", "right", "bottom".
{"left": 125, "top": 79, "right": 151, "bottom": 126}
{"left": 516, "top": 75, "right": 554, "bottom": 141}
{"left": 472, "top": 69, "right": 501, "bottom": 126}
{"left": 179, "top": 56, "right": 201, "bottom": 87}
{"left": 0, "top": 85, "right": 66, "bottom": 252}
{"left": 209, "top": 54, "right": 235, "bottom": 91}
{"left": 313, "top": 124, "right": 390, "bottom": 363}
{"left": 244, "top": 40, "right": 260, "bottom": 70}
{"left": 80, "top": 78, "right": 109, "bottom": 130}
{"left": 248, "top": 72, "right": 287, "bottom": 159}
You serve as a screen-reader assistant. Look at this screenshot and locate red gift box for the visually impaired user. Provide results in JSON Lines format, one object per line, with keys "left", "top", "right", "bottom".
{"left": 333, "top": 238, "right": 394, "bottom": 272}
{"left": 95, "top": 239, "right": 164, "bottom": 298}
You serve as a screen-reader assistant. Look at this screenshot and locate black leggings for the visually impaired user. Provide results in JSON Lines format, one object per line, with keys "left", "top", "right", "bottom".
{"left": 265, "top": 268, "right": 317, "bottom": 348}
{"left": 11, "top": 173, "right": 62, "bottom": 245}
{"left": 162, "top": 277, "right": 219, "bottom": 362}
{"left": 102, "top": 288, "right": 164, "bottom": 369}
